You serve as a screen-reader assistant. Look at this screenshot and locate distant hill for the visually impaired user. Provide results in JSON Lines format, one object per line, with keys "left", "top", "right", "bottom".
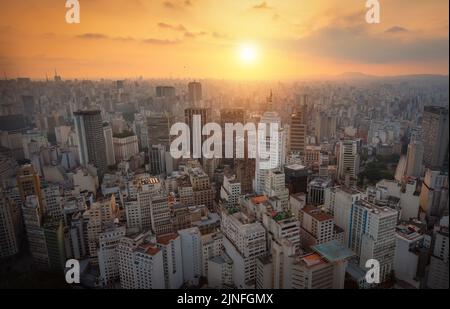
{"left": 336, "top": 72, "right": 449, "bottom": 81}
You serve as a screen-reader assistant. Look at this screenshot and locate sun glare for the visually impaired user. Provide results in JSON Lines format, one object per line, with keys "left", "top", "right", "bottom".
{"left": 239, "top": 43, "right": 259, "bottom": 64}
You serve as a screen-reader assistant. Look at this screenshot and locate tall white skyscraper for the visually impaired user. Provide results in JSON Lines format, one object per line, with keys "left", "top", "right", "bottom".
{"left": 117, "top": 232, "right": 165, "bottom": 289}
{"left": 156, "top": 233, "right": 184, "bottom": 289}
{"left": 419, "top": 168, "right": 448, "bottom": 219}
{"left": 337, "top": 139, "right": 361, "bottom": 181}
{"left": 221, "top": 211, "right": 267, "bottom": 288}
{"left": 350, "top": 199, "right": 398, "bottom": 283}
{"left": 103, "top": 124, "right": 116, "bottom": 167}
{"left": 178, "top": 227, "right": 203, "bottom": 286}
{"left": 255, "top": 100, "right": 285, "bottom": 194}
{"left": 98, "top": 225, "right": 127, "bottom": 287}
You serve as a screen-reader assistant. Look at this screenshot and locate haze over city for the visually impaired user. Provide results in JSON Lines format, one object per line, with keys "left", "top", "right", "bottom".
{"left": 0, "top": 0, "right": 448, "bottom": 294}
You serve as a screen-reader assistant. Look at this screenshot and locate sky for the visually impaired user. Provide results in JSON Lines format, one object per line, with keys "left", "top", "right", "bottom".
{"left": 0, "top": 0, "right": 448, "bottom": 80}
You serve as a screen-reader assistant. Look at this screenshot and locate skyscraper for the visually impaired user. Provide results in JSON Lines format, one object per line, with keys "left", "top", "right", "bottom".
{"left": 290, "top": 107, "right": 307, "bottom": 155}
{"left": 113, "top": 133, "right": 139, "bottom": 162}
{"left": 188, "top": 81, "right": 202, "bottom": 105}
{"left": 147, "top": 112, "right": 174, "bottom": 148}
{"left": 405, "top": 140, "right": 424, "bottom": 178}
{"left": 422, "top": 106, "right": 449, "bottom": 168}
{"left": 73, "top": 110, "right": 107, "bottom": 177}
{"left": 221, "top": 211, "right": 267, "bottom": 288}
{"left": 103, "top": 123, "right": 116, "bottom": 167}
{"left": 315, "top": 112, "right": 336, "bottom": 142}
{"left": 255, "top": 94, "right": 285, "bottom": 194}
{"left": 156, "top": 86, "right": 176, "bottom": 98}
{"left": 0, "top": 190, "right": 20, "bottom": 258}
{"left": 220, "top": 108, "right": 245, "bottom": 161}
{"left": 178, "top": 227, "right": 203, "bottom": 286}
{"left": 22, "top": 195, "right": 48, "bottom": 269}
{"left": 184, "top": 107, "right": 211, "bottom": 158}
{"left": 17, "top": 164, "right": 43, "bottom": 214}
{"left": 349, "top": 199, "right": 397, "bottom": 283}
{"left": 337, "top": 139, "right": 361, "bottom": 182}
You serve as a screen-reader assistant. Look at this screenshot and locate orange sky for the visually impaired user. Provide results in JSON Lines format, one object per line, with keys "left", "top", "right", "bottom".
{"left": 0, "top": 0, "right": 448, "bottom": 80}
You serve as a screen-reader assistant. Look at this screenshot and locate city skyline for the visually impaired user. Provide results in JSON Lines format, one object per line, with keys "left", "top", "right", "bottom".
{"left": 0, "top": 0, "right": 448, "bottom": 292}
{"left": 0, "top": 0, "right": 449, "bottom": 80}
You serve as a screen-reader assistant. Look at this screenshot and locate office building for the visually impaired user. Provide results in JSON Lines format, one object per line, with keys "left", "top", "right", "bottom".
{"left": 156, "top": 233, "right": 184, "bottom": 289}
{"left": 300, "top": 205, "right": 334, "bottom": 248}
{"left": 73, "top": 110, "right": 107, "bottom": 177}
{"left": 405, "top": 140, "right": 424, "bottom": 178}
{"left": 103, "top": 124, "right": 116, "bottom": 167}
{"left": 184, "top": 108, "right": 211, "bottom": 158}
{"left": 221, "top": 211, "right": 267, "bottom": 288}
{"left": 147, "top": 113, "right": 174, "bottom": 148}
{"left": 0, "top": 190, "right": 20, "bottom": 258}
{"left": 290, "top": 108, "right": 307, "bottom": 155}
{"left": 178, "top": 227, "right": 203, "bottom": 286}
{"left": 156, "top": 86, "right": 176, "bottom": 98}
{"left": 422, "top": 106, "right": 449, "bottom": 168}
{"left": 113, "top": 133, "right": 139, "bottom": 162}
{"left": 188, "top": 81, "right": 202, "bottom": 105}
{"left": 350, "top": 200, "right": 398, "bottom": 283}
{"left": 337, "top": 139, "right": 361, "bottom": 181}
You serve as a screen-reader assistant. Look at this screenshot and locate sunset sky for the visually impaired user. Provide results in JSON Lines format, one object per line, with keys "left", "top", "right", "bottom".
{"left": 0, "top": 0, "right": 448, "bottom": 80}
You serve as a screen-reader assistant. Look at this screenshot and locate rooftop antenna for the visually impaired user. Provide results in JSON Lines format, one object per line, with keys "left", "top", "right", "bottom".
{"left": 267, "top": 90, "right": 274, "bottom": 111}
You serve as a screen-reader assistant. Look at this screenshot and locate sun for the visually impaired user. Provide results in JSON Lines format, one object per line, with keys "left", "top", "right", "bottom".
{"left": 239, "top": 43, "right": 259, "bottom": 64}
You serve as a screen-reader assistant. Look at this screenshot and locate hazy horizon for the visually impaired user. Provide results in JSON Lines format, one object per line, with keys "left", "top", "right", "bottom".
{"left": 0, "top": 0, "right": 448, "bottom": 80}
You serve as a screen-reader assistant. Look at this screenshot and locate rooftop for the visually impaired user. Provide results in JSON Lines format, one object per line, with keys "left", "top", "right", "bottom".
{"left": 312, "top": 240, "right": 355, "bottom": 262}
{"left": 137, "top": 243, "right": 160, "bottom": 256}
{"left": 251, "top": 195, "right": 268, "bottom": 205}
{"left": 157, "top": 233, "right": 179, "bottom": 245}
{"left": 300, "top": 253, "right": 326, "bottom": 267}
{"left": 303, "top": 205, "right": 333, "bottom": 222}
{"left": 285, "top": 164, "right": 307, "bottom": 171}
{"left": 356, "top": 199, "right": 398, "bottom": 217}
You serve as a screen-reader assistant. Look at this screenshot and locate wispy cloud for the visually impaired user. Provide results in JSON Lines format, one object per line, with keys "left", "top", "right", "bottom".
{"left": 75, "top": 33, "right": 136, "bottom": 42}
{"left": 284, "top": 12, "right": 449, "bottom": 64}
{"left": 163, "top": 0, "right": 193, "bottom": 10}
{"left": 184, "top": 31, "right": 208, "bottom": 38}
{"left": 385, "top": 26, "right": 409, "bottom": 33}
{"left": 158, "top": 22, "right": 208, "bottom": 39}
{"left": 142, "top": 38, "right": 180, "bottom": 45}
{"left": 157, "top": 22, "right": 187, "bottom": 32}
{"left": 76, "top": 33, "right": 109, "bottom": 40}
{"left": 252, "top": 1, "right": 273, "bottom": 10}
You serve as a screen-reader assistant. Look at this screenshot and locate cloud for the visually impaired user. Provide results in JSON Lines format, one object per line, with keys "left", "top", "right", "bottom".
{"left": 75, "top": 33, "right": 136, "bottom": 42}
{"left": 212, "top": 32, "right": 229, "bottom": 39}
{"left": 157, "top": 22, "right": 187, "bottom": 32}
{"left": 157, "top": 22, "right": 208, "bottom": 39}
{"left": 252, "top": 1, "right": 273, "bottom": 10}
{"left": 76, "top": 33, "right": 110, "bottom": 40}
{"left": 142, "top": 38, "right": 180, "bottom": 45}
{"left": 163, "top": 0, "right": 192, "bottom": 10}
{"left": 283, "top": 11, "right": 449, "bottom": 64}
{"left": 184, "top": 31, "right": 208, "bottom": 38}
{"left": 385, "top": 26, "right": 409, "bottom": 33}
